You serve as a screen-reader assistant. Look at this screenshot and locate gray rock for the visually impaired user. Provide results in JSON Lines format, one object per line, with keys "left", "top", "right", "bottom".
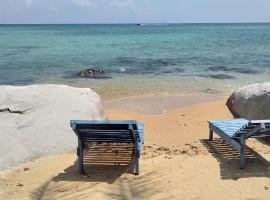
{"left": 226, "top": 82, "right": 270, "bottom": 119}
{"left": 0, "top": 85, "right": 106, "bottom": 171}
{"left": 79, "top": 68, "right": 105, "bottom": 78}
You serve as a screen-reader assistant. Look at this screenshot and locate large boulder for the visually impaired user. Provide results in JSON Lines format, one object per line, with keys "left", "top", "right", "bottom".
{"left": 226, "top": 82, "right": 270, "bottom": 119}
{"left": 0, "top": 85, "right": 106, "bottom": 171}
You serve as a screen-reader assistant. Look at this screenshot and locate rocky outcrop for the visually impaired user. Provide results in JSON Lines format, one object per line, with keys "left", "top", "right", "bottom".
{"left": 0, "top": 85, "right": 106, "bottom": 171}
{"left": 79, "top": 68, "right": 105, "bottom": 78}
{"left": 226, "top": 82, "right": 270, "bottom": 119}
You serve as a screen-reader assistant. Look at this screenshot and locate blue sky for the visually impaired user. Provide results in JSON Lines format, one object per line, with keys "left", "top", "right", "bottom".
{"left": 1, "top": 0, "right": 270, "bottom": 24}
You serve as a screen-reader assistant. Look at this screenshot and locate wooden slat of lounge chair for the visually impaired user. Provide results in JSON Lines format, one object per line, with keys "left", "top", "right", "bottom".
{"left": 83, "top": 142, "right": 134, "bottom": 166}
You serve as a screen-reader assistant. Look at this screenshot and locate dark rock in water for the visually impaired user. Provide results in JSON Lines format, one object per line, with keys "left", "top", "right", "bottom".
{"left": 18, "top": 45, "right": 40, "bottom": 50}
{"left": 231, "top": 67, "right": 260, "bottom": 74}
{"left": 155, "top": 67, "right": 184, "bottom": 75}
{"left": 116, "top": 56, "right": 137, "bottom": 64}
{"left": 208, "top": 66, "right": 230, "bottom": 71}
{"left": 207, "top": 74, "right": 236, "bottom": 80}
{"left": 202, "top": 88, "right": 219, "bottom": 94}
{"left": 208, "top": 66, "right": 260, "bottom": 74}
{"left": 79, "top": 68, "right": 105, "bottom": 78}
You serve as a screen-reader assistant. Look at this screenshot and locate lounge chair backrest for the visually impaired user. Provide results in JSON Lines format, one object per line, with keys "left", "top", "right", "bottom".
{"left": 70, "top": 120, "right": 143, "bottom": 144}
{"left": 70, "top": 120, "right": 144, "bottom": 175}
{"left": 234, "top": 120, "right": 270, "bottom": 138}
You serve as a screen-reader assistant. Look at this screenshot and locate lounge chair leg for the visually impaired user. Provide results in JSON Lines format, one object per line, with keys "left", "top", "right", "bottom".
{"left": 78, "top": 140, "right": 84, "bottom": 174}
{"left": 240, "top": 134, "right": 246, "bottom": 170}
{"left": 209, "top": 130, "right": 214, "bottom": 141}
{"left": 135, "top": 157, "right": 139, "bottom": 175}
{"left": 130, "top": 155, "right": 135, "bottom": 173}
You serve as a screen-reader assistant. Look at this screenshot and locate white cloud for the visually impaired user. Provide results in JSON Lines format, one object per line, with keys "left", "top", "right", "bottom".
{"left": 72, "top": 0, "right": 96, "bottom": 9}
{"left": 24, "top": 0, "right": 33, "bottom": 7}
{"left": 110, "top": 0, "right": 135, "bottom": 8}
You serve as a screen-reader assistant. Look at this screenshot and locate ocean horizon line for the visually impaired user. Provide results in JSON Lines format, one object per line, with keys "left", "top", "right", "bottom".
{"left": 1, "top": 22, "right": 270, "bottom": 26}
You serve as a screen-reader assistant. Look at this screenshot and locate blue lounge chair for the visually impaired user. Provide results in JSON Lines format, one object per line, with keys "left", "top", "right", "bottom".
{"left": 208, "top": 119, "right": 270, "bottom": 169}
{"left": 70, "top": 120, "right": 144, "bottom": 175}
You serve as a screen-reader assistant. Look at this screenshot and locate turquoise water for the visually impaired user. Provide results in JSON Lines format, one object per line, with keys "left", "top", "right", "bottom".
{"left": 1, "top": 24, "right": 270, "bottom": 98}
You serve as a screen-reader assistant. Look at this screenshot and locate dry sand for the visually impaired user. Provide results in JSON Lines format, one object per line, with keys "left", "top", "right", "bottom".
{"left": 1, "top": 98, "right": 270, "bottom": 200}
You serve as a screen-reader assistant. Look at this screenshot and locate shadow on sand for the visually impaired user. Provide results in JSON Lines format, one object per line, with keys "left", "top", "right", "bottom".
{"left": 200, "top": 138, "right": 270, "bottom": 180}
{"left": 54, "top": 160, "right": 134, "bottom": 183}
{"left": 31, "top": 157, "right": 166, "bottom": 200}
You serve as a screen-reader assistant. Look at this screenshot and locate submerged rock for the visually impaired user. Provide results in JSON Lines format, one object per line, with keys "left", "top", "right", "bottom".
{"left": 79, "top": 68, "right": 105, "bottom": 78}
{"left": 208, "top": 66, "right": 230, "bottom": 71}
{"left": 207, "top": 74, "right": 236, "bottom": 80}
{"left": 231, "top": 67, "right": 260, "bottom": 74}
{"left": 226, "top": 82, "right": 270, "bottom": 119}
{"left": 208, "top": 66, "right": 260, "bottom": 74}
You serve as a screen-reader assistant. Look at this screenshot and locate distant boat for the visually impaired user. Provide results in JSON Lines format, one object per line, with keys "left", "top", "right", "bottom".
{"left": 136, "top": 23, "right": 168, "bottom": 26}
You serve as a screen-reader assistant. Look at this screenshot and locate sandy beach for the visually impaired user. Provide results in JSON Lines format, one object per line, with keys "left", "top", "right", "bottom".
{"left": 1, "top": 93, "right": 270, "bottom": 200}
{"left": 2, "top": 3, "right": 270, "bottom": 199}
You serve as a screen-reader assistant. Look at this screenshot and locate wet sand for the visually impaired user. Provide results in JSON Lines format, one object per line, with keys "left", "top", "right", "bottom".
{"left": 104, "top": 94, "right": 225, "bottom": 115}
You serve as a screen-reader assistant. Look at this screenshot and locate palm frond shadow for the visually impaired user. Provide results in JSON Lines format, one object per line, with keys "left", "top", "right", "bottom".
{"left": 200, "top": 139, "right": 270, "bottom": 180}
{"left": 30, "top": 163, "right": 128, "bottom": 200}
{"left": 55, "top": 159, "right": 136, "bottom": 183}
{"left": 30, "top": 179, "right": 100, "bottom": 200}
{"left": 30, "top": 158, "right": 132, "bottom": 200}
{"left": 31, "top": 164, "right": 170, "bottom": 200}
{"left": 97, "top": 171, "right": 171, "bottom": 200}
{"left": 31, "top": 180, "right": 51, "bottom": 200}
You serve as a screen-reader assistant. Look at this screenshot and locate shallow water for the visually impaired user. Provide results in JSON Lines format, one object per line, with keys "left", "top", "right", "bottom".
{"left": 0, "top": 23, "right": 270, "bottom": 98}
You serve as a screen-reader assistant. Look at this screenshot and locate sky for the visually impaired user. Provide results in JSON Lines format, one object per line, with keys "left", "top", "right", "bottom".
{"left": 1, "top": 0, "right": 270, "bottom": 24}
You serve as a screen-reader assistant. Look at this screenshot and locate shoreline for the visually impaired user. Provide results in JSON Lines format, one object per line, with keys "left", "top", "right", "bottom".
{"left": 103, "top": 94, "right": 226, "bottom": 115}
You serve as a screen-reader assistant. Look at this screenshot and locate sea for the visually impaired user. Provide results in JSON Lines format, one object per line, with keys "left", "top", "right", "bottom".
{"left": 1, "top": 23, "right": 270, "bottom": 99}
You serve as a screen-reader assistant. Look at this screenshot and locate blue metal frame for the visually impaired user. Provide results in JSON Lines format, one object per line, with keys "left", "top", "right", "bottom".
{"left": 70, "top": 120, "right": 144, "bottom": 175}
{"left": 208, "top": 119, "right": 270, "bottom": 169}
